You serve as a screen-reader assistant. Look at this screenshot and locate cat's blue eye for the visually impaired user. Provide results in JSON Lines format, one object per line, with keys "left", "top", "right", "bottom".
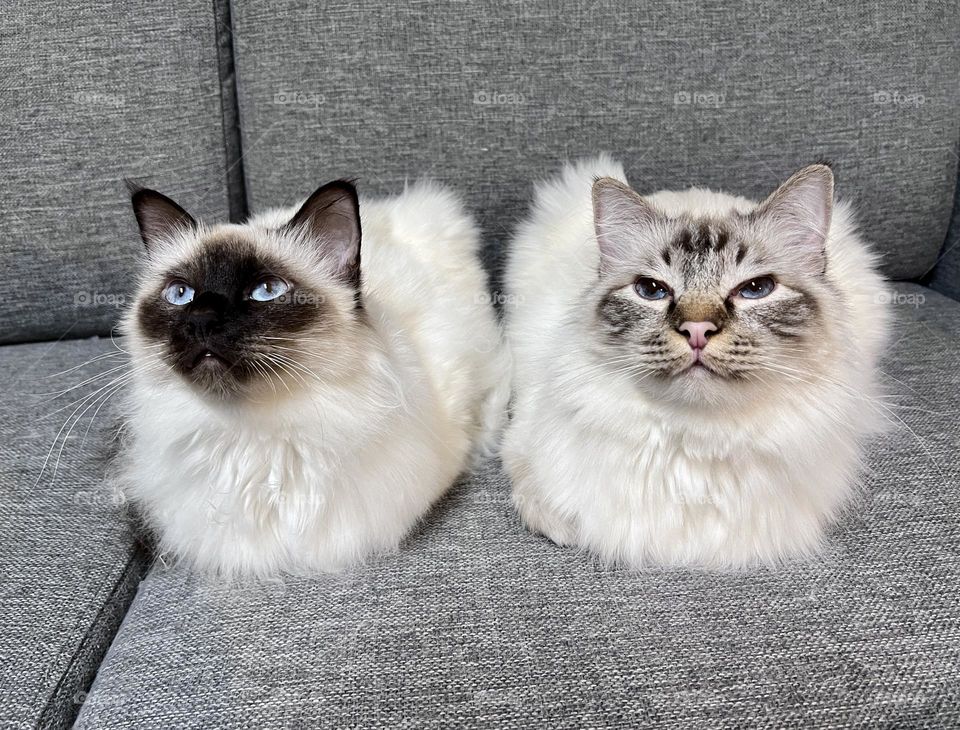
{"left": 163, "top": 281, "right": 195, "bottom": 306}
{"left": 634, "top": 277, "right": 671, "bottom": 301}
{"left": 737, "top": 276, "right": 776, "bottom": 299}
{"left": 249, "top": 277, "right": 290, "bottom": 302}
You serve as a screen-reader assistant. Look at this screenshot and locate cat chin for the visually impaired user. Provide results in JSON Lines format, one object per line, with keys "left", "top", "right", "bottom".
{"left": 634, "top": 366, "right": 758, "bottom": 411}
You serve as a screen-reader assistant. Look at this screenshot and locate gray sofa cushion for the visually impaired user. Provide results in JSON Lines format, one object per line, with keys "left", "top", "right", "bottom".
{"left": 229, "top": 1, "right": 959, "bottom": 284}
{"left": 0, "top": 337, "right": 148, "bottom": 729}
{"left": 0, "top": 2, "right": 236, "bottom": 344}
{"left": 927, "top": 164, "right": 960, "bottom": 301}
{"left": 76, "top": 282, "right": 959, "bottom": 728}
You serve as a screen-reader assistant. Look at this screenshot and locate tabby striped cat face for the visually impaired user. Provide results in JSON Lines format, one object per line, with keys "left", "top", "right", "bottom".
{"left": 588, "top": 165, "right": 835, "bottom": 405}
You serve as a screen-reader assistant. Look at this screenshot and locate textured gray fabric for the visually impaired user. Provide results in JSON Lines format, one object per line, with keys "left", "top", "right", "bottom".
{"left": 76, "top": 283, "right": 959, "bottom": 728}
{"left": 229, "top": 0, "right": 959, "bottom": 285}
{"left": 927, "top": 160, "right": 960, "bottom": 301}
{"left": 0, "top": 2, "right": 233, "bottom": 344}
{"left": 0, "top": 337, "right": 148, "bottom": 730}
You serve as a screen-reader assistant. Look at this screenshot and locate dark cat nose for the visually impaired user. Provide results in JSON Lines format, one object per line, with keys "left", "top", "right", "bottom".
{"left": 678, "top": 321, "right": 718, "bottom": 350}
{"left": 185, "top": 292, "right": 228, "bottom": 336}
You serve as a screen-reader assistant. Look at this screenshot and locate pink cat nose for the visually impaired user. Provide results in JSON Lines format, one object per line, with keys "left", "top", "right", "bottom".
{"left": 679, "top": 321, "right": 718, "bottom": 349}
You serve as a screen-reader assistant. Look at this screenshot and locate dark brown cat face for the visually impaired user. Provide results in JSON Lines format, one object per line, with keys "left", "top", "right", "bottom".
{"left": 126, "top": 181, "right": 363, "bottom": 400}
{"left": 136, "top": 236, "right": 332, "bottom": 396}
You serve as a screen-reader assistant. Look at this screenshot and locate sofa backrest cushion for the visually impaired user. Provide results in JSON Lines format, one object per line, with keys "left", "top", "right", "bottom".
{"left": 0, "top": 1, "right": 238, "bottom": 343}
{"left": 927, "top": 167, "right": 960, "bottom": 301}
{"left": 230, "top": 1, "right": 959, "bottom": 286}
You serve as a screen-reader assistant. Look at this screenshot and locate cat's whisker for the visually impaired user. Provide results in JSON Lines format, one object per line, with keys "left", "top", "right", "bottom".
{"left": 78, "top": 375, "right": 136, "bottom": 450}
{"left": 747, "top": 361, "right": 948, "bottom": 482}
{"left": 258, "top": 357, "right": 291, "bottom": 397}
{"left": 43, "top": 351, "right": 126, "bottom": 379}
{"left": 34, "top": 363, "right": 132, "bottom": 400}
{"left": 38, "top": 360, "right": 162, "bottom": 420}
{"left": 36, "top": 369, "right": 137, "bottom": 486}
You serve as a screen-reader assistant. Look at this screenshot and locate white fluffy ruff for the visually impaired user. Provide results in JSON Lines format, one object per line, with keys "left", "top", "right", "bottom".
{"left": 120, "top": 182, "right": 508, "bottom": 577}
{"left": 503, "top": 156, "right": 890, "bottom": 569}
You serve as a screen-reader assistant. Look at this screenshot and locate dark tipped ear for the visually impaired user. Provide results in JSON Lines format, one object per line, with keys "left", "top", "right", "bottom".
{"left": 753, "top": 164, "right": 834, "bottom": 272}
{"left": 128, "top": 184, "right": 197, "bottom": 252}
{"left": 286, "top": 180, "right": 361, "bottom": 288}
{"left": 592, "top": 177, "right": 660, "bottom": 276}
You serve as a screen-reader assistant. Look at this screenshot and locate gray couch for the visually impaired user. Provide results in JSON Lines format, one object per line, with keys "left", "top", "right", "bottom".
{"left": 2, "top": 2, "right": 959, "bottom": 728}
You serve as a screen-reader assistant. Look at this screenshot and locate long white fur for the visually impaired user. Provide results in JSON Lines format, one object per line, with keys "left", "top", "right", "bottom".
{"left": 120, "top": 182, "right": 509, "bottom": 576}
{"left": 503, "top": 156, "right": 889, "bottom": 568}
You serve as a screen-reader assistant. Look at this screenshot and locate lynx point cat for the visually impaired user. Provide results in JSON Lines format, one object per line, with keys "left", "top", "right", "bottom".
{"left": 503, "top": 157, "right": 889, "bottom": 568}
{"left": 120, "top": 179, "right": 506, "bottom": 575}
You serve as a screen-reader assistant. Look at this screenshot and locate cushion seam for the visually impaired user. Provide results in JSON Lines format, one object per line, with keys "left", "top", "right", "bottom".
{"left": 37, "top": 543, "right": 150, "bottom": 729}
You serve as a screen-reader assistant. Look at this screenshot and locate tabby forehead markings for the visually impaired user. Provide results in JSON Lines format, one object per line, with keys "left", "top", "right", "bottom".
{"left": 668, "top": 220, "right": 735, "bottom": 259}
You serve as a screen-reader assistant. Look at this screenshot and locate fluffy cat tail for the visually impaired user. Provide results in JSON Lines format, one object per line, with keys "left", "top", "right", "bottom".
{"left": 529, "top": 153, "right": 628, "bottom": 223}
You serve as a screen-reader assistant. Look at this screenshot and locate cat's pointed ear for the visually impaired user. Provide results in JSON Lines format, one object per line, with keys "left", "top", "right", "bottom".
{"left": 286, "top": 180, "right": 361, "bottom": 288}
{"left": 592, "top": 177, "right": 660, "bottom": 276}
{"left": 753, "top": 164, "right": 833, "bottom": 272}
{"left": 128, "top": 184, "right": 197, "bottom": 252}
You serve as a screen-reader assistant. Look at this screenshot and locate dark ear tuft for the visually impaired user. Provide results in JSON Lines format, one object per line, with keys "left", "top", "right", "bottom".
{"left": 285, "top": 180, "right": 362, "bottom": 288}
{"left": 129, "top": 186, "right": 197, "bottom": 252}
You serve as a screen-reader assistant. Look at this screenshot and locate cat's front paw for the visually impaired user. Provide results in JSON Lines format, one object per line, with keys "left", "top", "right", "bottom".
{"left": 512, "top": 487, "right": 577, "bottom": 547}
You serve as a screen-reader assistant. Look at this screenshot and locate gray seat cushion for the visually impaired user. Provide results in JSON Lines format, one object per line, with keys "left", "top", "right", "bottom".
{"left": 0, "top": 1, "right": 237, "bottom": 344}
{"left": 75, "top": 283, "right": 960, "bottom": 728}
{"left": 229, "top": 0, "right": 959, "bottom": 283}
{"left": 0, "top": 337, "right": 148, "bottom": 729}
